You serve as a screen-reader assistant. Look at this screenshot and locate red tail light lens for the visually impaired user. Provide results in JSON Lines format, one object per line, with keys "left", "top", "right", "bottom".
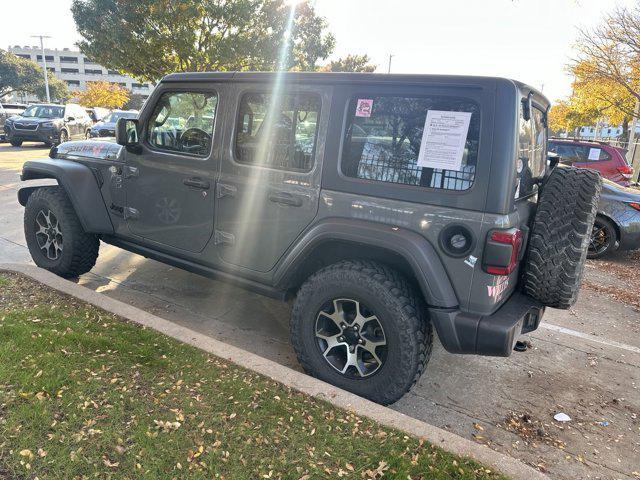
{"left": 629, "top": 202, "right": 640, "bottom": 212}
{"left": 484, "top": 229, "right": 523, "bottom": 276}
{"left": 617, "top": 165, "right": 634, "bottom": 178}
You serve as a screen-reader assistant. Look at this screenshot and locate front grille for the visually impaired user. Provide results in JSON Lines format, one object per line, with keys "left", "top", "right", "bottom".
{"left": 14, "top": 123, "right": 38, "bottom": 131}
{"left": 99, "top": 129, "right": 114, "bottom": 137}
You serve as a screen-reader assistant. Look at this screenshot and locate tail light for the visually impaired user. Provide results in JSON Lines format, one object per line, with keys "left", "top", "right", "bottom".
{"left": 629, "top": 202, "right": 640, "bottom": 212}
{"left": 483, "top": 228, "right": 523, "bottom": 276}
{"left": 617, "top": 165, "right": 634, "bottom": 179}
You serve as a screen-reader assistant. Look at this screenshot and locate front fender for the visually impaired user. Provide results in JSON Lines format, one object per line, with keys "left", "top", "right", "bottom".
{"left": 20, "top": 158, "right": 114, "bottom": 234}
{"left": 274, "top": 218, "right": 459, "bottom": 308}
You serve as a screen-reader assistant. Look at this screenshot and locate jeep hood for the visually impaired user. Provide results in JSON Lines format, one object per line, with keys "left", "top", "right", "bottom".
{"left": 52, "top": 139, "right": 123, "bottom": 162}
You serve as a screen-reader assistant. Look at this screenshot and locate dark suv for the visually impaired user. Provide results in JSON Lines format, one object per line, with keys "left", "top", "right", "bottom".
{"left": 17, "top": 73, "right": 602, "bottom": 404}
{"left": 4, "top": 103, "right": 93, "bottom": 147}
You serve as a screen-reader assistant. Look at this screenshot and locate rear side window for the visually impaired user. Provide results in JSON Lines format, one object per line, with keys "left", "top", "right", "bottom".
{"left": 340, "top": 95, "right": 480, "bottom": 191}
{"left": 235, "top": 92, "right": 321, "bottom": 172}
{"left": 516, "top": 106, "right": 547, "bottom": 198}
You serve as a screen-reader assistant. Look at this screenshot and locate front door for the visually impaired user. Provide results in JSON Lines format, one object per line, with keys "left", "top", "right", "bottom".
{"left": 215, "top": 87, "right": 326, "bottom": 272}
{"left": 124, "top": 88, "right": 220, "bottom": 253}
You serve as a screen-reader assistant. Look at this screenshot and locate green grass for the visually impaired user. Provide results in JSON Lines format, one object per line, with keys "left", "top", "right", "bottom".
{"left": 0, "top": 273, "right": 507, "bottom": 479}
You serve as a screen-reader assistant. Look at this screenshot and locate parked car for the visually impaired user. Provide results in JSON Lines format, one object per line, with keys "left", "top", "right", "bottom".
{"left": 548, "top": 138, "right": 633, "bottom": 186}
{"left": 0, "top": 103, "right": 27, "bottom": 141}
{"left": 589, "top": 178, "right": 640, "bottom": 258}
{"left": 88, "top": 110, "right": 138, "bottom": 138}
{"left": 85, "top": 107, "right": 110, "bottom": 124}
{"left": 17, "top": 72, "right": 602, "bottom": 404}
{"left": 4, "top": 103, "right": 93, "bottom": 147}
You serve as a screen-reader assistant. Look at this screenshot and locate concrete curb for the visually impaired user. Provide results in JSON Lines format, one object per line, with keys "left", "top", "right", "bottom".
{"left": 1, "top": 263, "right": 548, "bottom": 480}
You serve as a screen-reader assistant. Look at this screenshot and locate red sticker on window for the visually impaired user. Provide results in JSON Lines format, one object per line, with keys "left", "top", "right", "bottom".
{"left": 355, "top": 99, "right": 373, "bottom": 117}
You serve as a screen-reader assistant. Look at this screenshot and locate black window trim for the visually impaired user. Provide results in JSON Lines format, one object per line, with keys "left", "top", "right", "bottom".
{"left": 231, "top": 89, "right": 322, "bottom": 174}
{"left": 142, "top": 88, "right": 220, "bottom": 160}
{"left": 337, "top": 92, "right": 482, "bottom": 194}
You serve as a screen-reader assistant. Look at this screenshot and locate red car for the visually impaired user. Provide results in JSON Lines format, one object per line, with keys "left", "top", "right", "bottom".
{"left": 548, "top": 138, "right": 634, "bottom": 186}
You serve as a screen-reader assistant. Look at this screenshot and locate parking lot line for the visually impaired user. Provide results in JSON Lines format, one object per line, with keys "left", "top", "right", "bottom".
{"left": 540, "top": 322, "right": 640, "bottom": 354}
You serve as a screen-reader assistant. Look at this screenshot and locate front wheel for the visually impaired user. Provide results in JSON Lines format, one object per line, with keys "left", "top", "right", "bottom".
{"left": 24, "top": 187, "right": 99, "bottom": 278}
{"left": 290, "top": 260, "right": 432, "bottom": 405}
{"left": 9, "top": 138, "right": 23, "bottom": 147}
{"left": 57, "top": 129, "right": 69, "bottom": 145}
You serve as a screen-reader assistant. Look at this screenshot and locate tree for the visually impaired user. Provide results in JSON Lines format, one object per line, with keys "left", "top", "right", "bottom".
{"left": 0, "top": 49, "right": 69, "bottom": 102}
{"left": 71, "top": 0, "right": 336, "bottom": 81}
{"left": 319, "top": 54, "right": 377, "bottom": 73}
{"left": 123, "top": 93, "right": 147, "bottom": 111}
{"left": 77, "top": 81, "right": 130, "bottom": 108}
{"left": 572, "top": 5, "right": 640, "bottom": 127}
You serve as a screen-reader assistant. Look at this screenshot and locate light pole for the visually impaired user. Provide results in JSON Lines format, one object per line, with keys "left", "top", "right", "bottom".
{"left": 31, "top": 35, "right": 51, "bottom": 103}
{"left": 387, "top": 54, "right": 394, "bottom": 74}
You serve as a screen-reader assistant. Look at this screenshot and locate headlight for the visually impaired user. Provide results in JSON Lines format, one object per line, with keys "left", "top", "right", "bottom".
{"left": 4, "top": 119, "right": 13, "bottom": 127}
{"left": 41, "top": 121, "right": 55, "bottom": 128}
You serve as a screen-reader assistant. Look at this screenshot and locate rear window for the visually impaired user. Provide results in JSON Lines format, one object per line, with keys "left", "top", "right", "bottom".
{"left": 340, "top": 95, "right": 480, "bottom": 191}
{"left": 548, "top": 142, "right": 612, "bottom": 162}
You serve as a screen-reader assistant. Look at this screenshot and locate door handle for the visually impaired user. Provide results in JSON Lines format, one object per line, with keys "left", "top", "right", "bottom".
{"left": 183, "top": 177, "right": 210, "bottom": 190}
{"left": 268, "top": 191, "right": 303, "bottom": 207}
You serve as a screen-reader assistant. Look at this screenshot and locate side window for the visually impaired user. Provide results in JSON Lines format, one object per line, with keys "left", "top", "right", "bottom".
{"left": 584, "top": 146, "right": 611, "bottom": 162}
{"left": 340, "top": 95, "right": 480, "bottom": 191}
{"left": 235, "top": 92, "right": 320, "bottom": 172}
{"left": 147, "top": 91, "right": 218, "bottom": 157}
{"left": 516, "top": 106, "right": 546, "bottom": 198}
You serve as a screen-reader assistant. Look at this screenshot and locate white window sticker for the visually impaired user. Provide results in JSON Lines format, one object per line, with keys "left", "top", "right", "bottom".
{"left": 588, "top": 148, "right": 601, "bottom": 161}
{"left": 417, "top": 110, "right": 472, "bottom": 171}
{"left": 355, "top": 99, "right": 373, "bottom": 117}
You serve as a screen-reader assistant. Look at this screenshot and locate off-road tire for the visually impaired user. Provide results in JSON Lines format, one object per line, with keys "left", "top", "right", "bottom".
{"left": 290, "top": 260, "right": 432, "bottom": 405}
{"left": 24, "top": 186, "right": 99, "bottom": 278}
{"left": 9, "top": 138, "right": 22, "bottom": 147}
{"left": 523, "top": 167, "right": 602, "bottom": 309}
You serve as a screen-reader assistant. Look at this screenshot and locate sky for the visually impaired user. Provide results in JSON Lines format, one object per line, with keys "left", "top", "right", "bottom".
{"left": 2, "top": 0, "right": 636, "bottom": 103}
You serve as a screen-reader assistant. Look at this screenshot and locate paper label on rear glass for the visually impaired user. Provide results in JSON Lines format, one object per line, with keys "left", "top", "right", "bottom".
{"left": 355, "top": 99, "right": 373, "bottom": 117}
{"left": 588, "top": 147, "right": 601, "bottom": 161}
{"left": 417, "top": 110, "right": 472, "bottom": 171}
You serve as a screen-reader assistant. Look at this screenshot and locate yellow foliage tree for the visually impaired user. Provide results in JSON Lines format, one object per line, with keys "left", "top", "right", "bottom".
{"left": 77, "top": 81, "right": 130, "bottom": 109}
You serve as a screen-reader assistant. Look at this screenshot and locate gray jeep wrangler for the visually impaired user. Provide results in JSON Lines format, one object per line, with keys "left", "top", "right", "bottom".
{"left": 18, "top": 72, "right": 601, "bottom": 404}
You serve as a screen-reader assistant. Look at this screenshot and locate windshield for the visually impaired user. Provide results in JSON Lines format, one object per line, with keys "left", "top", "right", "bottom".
{"left": 22, "top": 105, "right": 64, "bottom": 119}
{"left": 102, "top": 111, "right": 137, "bottom": 123}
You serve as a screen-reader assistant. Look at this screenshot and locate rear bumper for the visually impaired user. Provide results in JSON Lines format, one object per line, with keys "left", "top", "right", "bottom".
{"left": 429, "top": 292, "right": 544, "bottom": 356}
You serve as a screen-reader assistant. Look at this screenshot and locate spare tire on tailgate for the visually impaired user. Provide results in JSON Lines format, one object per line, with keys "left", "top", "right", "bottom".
{"left": 522, "top": 166, "right": 602, "bottom": 309}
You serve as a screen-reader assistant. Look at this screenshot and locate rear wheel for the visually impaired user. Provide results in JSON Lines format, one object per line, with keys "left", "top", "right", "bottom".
{"left": 290, "top": 260, "right": 432, "bottom": 405}
{"left": 522, "top": 167, "right": 602, "bottom": 309}
{"left": 85, "top": 129, "right": 92, "bottom": 139}
{"left": 588, "top": 216, "right": 617, "bottom": 259}
{"left": 24, "top": 187, "right": 99, "bottom": 278}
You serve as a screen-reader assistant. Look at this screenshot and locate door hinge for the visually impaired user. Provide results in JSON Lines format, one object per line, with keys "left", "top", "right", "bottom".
{"left": 123, "top": 207, "right": 140, "bottom": 220}
{"left": 217, "top": 183, "right": 237, "bottom": 198}
{"left": 214, "top": 230, "right": 235, "bottom": 245}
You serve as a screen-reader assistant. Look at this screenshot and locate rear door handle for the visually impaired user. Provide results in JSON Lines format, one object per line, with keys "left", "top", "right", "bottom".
{"left": 268, "top": 191, "right": 303, "bottom": 207}
{"left": 183, "top": 177, "right": 210, "bottom": 190}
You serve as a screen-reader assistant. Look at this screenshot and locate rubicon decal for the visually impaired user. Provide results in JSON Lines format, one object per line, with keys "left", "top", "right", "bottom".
{"left": 487, "top": 276, "right": 509, "bottom": 300}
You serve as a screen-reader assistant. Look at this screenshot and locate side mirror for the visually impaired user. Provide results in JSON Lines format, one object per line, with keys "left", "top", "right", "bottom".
{"left": 66, "top": 116, "right": 75, "bottom": 122}
{"left": 116, "top": 117, "right": 139, "bottom": 147}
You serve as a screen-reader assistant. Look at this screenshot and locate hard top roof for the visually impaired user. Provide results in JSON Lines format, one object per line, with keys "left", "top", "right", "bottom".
{"left": 161, "top": 71, "right": 546, "bottom": 101}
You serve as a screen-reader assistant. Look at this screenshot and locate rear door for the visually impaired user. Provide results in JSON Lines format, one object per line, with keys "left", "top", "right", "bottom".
{"left": 124, "top": 86, "right": 221, "bottom": 253}
{"left": 214, "top": 85, "right": 327, "bottom": 272}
